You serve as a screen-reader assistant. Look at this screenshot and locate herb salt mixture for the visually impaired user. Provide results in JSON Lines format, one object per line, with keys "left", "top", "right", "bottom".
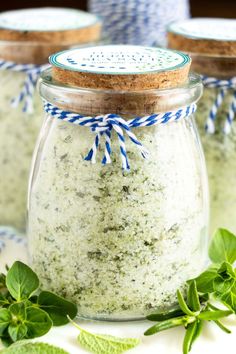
{"left": 0, "top": 71, "right": 42, "bottom": 230}
{"left": 28, "top": 46, "right": 208, "bottom": 320}
{"left": 29, "top": 119, "right": 207, "bottom": 319}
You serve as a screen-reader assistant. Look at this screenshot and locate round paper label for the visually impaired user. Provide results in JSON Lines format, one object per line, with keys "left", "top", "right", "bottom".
{"left": 0, "top": 7, "right": 100, "bottom": 32}
{"left": 168, "top": 18, "right": 236, "bottom": 41}
{"left": 50, "top": 45, "right": 190, "bottom": 75}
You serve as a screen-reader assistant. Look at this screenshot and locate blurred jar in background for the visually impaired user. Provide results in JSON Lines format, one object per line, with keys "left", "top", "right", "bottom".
{"left": 89, "top": 0, "right": 190, "bottom": 46}
{"left": 0, "top": 7, "right": 101, "bottom": 231}
{"left": 168, "top": 18, "right": 236, "bottom": 234}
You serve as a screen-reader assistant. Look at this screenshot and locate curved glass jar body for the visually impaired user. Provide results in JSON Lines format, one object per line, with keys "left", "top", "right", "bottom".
{"left": 28, "top": 71, "right": 208, "bottom": 321}
{"left": 0, "top": 40, "right": 101, "bottom": 230}
{"left": 191, "top": 54, "right": 236, "bottom": 234}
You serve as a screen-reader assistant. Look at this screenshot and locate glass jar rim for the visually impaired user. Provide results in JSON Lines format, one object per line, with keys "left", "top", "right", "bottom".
{"left": 39, "top": 68, "right": 203, "bottom": 116}
{"left": 181, "top": 51, "right": 236, "bottom": 78}
{"left": 40, "top": 67, "right": 202, "bottom": 97}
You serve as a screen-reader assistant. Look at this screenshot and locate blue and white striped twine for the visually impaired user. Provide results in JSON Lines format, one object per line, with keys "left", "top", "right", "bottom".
{"left": 202, "top": 76, "right": 236, "bottom": 134}
{"left": 44, "top": 101, "right": 196, "bottom": 170}
{"left": 0, "top": 227, "right": 26, "bottom": 254}
{"left": 0, "top": 59, "right": 48, "bottom": 114}
{"left": 89, "top": 0, "right": 190, "bottom": 46}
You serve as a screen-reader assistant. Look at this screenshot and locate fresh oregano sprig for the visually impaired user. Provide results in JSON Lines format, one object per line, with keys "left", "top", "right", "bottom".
{"left": 194, "top": 228, "right": 236, "bottom": 312}
{"left": 145, "top": 228, "right": 236, "bottom": 354}
{"left": 0, "top": 261, "right": 77, "bottom": 347}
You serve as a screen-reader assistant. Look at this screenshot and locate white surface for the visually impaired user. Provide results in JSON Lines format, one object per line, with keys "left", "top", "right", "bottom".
{"left": 0, "top": 233, "right": 235, "bottom": 354}
{"left": 49, "top": 45, "right": 190, "bottom": 74}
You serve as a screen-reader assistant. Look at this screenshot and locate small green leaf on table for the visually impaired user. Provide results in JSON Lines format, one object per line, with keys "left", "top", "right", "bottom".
{"left": 209, "top": 229, "right": 236, "bottom": 264}
{"left": 0, "top": 341, "right": 69, "bottom": 353}
{"left": 8, "top": 323, "right": 27, "bottom": 342}
{"left": 187, "top": 281, "right": 201, "bottom": 312}
{"left": 183, "top": 320, "right": 203, "bottom": 354}
{"left": 6, "top": 262, "right": 39, "bottom": 301}
{"left": 25, "top": 307, "right": 52, "bottom": 339}
{"left": 69, "top": 318, "right": 140, "bottom": 354}
{"left": 198, "top": 310, "right": 233, "bottom": 321}
{"left": 0, "top": 308, "right": 11, "bottom": 335}
{"left": 194, "top": 266, "right": 218, "bottom": 293}
{"left": 38, "top": 291, "right": 77, "bottom": 326}
{"left": 177, "top": 290, "right": 196, "bottom": 316}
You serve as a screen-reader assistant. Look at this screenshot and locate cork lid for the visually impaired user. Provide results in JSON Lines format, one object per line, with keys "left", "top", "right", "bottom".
{"left": 0, "top": 8, "right": 102, "bottom": 64}
{"left": 0, "top": 7, "right": 101, "bottom": 44}
{"left": 50, "top": 45, "right": 191, "bottom": 91}
{"left": 168, "top": 18, "right": 236, "bottom": 57}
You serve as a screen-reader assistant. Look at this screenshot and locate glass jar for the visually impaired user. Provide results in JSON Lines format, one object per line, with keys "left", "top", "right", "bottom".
{"left": 0, "top": 8, "right": 102, "bottom": 230}
{"left": 192, "top": 54, "right": 236, "bottom": 234}
{"left": 28, "top": 65, "right": 208, "bottom": 321}
{"left": 167, "top": 18, "right": 236, "bottom": 234}
{"left": 0, "top": 43, "right": 43, "bottom": 230}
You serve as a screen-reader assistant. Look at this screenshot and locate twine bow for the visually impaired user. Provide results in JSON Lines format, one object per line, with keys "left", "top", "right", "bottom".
{"left": 44, "top": 101, "right": 196, "bottom": 170}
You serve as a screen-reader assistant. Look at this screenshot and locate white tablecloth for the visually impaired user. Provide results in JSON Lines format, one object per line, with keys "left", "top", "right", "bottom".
{"left": 0, "top": 227, "right": 235, "bottom": 354}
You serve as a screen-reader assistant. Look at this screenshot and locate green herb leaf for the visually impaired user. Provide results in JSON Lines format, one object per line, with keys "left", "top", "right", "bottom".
{"left": 70, "top": 318, "right": 140, "bottom": 354}
{"left": 38, "top": 291, "right": 77, "bottom": 326}
{"left": 213, "top": 320, "right": 231, "bottom": 334}
{"left": 9, "top": 303, "right": 26, "bottom": 321}
{"left": 0, "top": 341, "right": 69, "bottom": 353}
{"left": 8, "top": 323, "right": 27, "bottom": 342}
{"left": 78, "top": 332, "right": 140, "bottom": 354}
{"left": 194, "top": 266, "right": 218, "bottom": 293}
{"left": 0, "top": 273, "right": 9, "bottom": 298}
{"left": 144, "top": 316, "right": 190, "bottom": 336}
{"left": 25, "top": 307, "right": 52, "bottom": 339}
{"left": 198, "top": 310, "right": 233, "bottom": 320}
{"left": 209, "top": 229, "right": 236, "bottom": 264}
{"left": 183, "top": 321, "right": 202, "bottom": 354}
{"left": 218, "top": 285, "right": 236, "bottom": 312}
{"left": 177, "top": 290, "right": 196, "bottom": 316}
{"left": 146, "top": 307, "right": 184, "bottom": 321}
{"left": 7, "top": 303, "right": 27, "bottom": 342}
{"left": 6, "top": 262, "right": 39, "bottom": 301}
{"left": 217, "top": 262, "right": 235, "bottom": 279}
{"left": 213, "top": 277, "right": 234, "bottom": 294}
{"left": 187, "top": 281, "right": 201, "bottom": 312}
{"left": 0, "top": 308, "right": 11, "bottom": 335}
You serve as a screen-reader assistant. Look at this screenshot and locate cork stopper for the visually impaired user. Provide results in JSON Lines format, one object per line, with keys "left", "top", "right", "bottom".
{"left": 0, "top": 7, "right": 102, "bottom": 64}
{"left": 168, "top": 18, "right": 236, "bottom": 57}
{"left": 50, "top": 45, "right": 191, "bottom": 91}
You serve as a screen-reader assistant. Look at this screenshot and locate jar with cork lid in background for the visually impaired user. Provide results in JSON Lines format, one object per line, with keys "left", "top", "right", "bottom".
{"left": 0, "top": 7, "right": 102, "bottom": 231}
{"left": 168, "top": 18, "right": 236, "bottom": 235}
